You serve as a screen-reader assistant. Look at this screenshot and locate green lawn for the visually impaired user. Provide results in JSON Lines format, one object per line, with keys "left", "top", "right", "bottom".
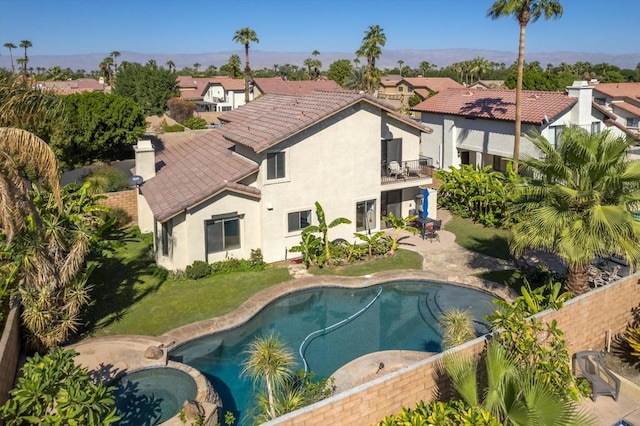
{"left": 444, "top": 216, "right": 512, "bottom": 260}
{"left": 309, "top": 249, "right": 423, "bottom": 276}
{"left": 82, "top": 235, "right": 422, "bottom": 338}
{"left": 83, "top": 234, "right": 291, "bottom": 337}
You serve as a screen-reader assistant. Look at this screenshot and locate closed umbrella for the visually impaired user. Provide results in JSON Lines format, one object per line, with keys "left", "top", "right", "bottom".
{"left": 422, "top": 188, "right": 429, "bottom": 218}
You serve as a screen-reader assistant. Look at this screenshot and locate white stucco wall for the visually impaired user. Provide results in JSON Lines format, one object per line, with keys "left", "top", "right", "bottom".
{"left": 255, "top": 104, "right": 425, "bottom": 263}
{"left": 203, "top": 85, "right": 225, "bottom": 103}
{"left": 156, "top": 192, "right": 261, "bottom": 270}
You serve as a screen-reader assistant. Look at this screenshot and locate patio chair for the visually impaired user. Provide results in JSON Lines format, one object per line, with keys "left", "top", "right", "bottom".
{"left": 424, "top": 220, "right": 442, "bottom": 243}
{"left": 574, "top": 350, "right": 620, "bottom": 401}
{"left": 388, "top": 161, "right": 404, "bottom": 179}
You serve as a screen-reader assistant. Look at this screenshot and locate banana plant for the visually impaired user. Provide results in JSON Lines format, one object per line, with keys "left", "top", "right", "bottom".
{"left": 304, "top": 201, "right": 351, "bottom": 262}
{"left": 381, "top": 212, "right": 418, "bottom": 254}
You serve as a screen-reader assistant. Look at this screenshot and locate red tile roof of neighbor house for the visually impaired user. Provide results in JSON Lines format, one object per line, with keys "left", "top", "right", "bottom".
{"left": 412, "top": 88, "right": 577, "bottom": 124}
{"left": 220, "top": 78, "right": 247, "bottom": 91}
{"left": 40, "top": 79, "right": 105, "bottom": 94}
{"left": 612, "top": 101, "right": 640, "bottom": 118}
{"left": 401, "top": 77, "right": 463, "bottom": 92}
{"left": 140, "top": 130, "right": 260, "bottom": 222}
{"left": 591, "top": 82, "right": 640, "bottom": 100}
{"left": 592, "top": 102, "right": 640, "bottom": 142}
{"left": 219, "top": 90, "right": 431, "bottom": 153}
{"left": 177, "top": 76, "right": 234, "bottom": 99}
{"left": 142, "top": 91, "right": 432, "bottom": 221}
{"left": 252, "top": 77, "right": 342, "bottom": 95}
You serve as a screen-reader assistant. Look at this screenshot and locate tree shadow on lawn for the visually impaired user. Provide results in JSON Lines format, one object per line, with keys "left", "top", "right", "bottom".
{"left": 462, "top": 234, "right": 512, "bottom": 261}
{"left": 76, "top": 243, "right": 167, "bottom": 340}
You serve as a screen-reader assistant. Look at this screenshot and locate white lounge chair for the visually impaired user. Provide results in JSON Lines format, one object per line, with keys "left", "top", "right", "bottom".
{"left": 388, "top": 161, "right": 404, "bottom": 179}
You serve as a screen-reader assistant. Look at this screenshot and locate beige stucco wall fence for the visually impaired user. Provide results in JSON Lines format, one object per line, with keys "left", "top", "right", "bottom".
{"left": 0, "top": 301, "right": 21, "bottom": 408}
{"left": 267, "top": 272, "right": 640, "bottom": 426}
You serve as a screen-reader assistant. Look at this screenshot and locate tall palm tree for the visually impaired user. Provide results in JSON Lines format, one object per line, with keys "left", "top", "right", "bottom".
{"left": 303, "top": 57, "right": 314, "bottom": 79}
{"left": 444, "top": 340, "right": 596, "bottom": 425}
{"left": 487, "top": 0, "right": 563, "bottom": 172}
{"left": 110, "top": 50, "right": 120, "bottom": 75}
{"left": 356, "top": 24, "right": 386, "bottom": 94}
{"left": 233, "top": 27, "right": 259, "bottom": 103}
{"left": 312, "top": 50, "right": 320, "bottom": 57}
{"left": 19, "top": 40, "right": 32, "bottom": 75}
{"left": 193, "top": 62, "right": 201, "bottom": 75}
{"left": 4, "top": 42, "right": 16, "bottom": 74}
{"left": 165, "top": 60, "right": 175, "bottom": 72}
{"left": 509, "top": 127, "right": 640, "bottom": 296}
{"left": 241, "top": 333, "right": 295, "bottom": 421}
{"left": 397, "top": 59, "right": 404, "bottom": 77}
{"left": 99, "top": 56, "right": 114, "bottom": 84}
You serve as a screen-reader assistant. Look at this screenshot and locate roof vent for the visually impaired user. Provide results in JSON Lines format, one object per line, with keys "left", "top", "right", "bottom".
{"left": 528, "top": 94, "right": 541, "bottom": 100}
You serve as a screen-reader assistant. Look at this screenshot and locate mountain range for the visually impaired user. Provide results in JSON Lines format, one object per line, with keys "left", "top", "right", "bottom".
{"left": 1, "top": 49, "right": 638, "bottom": 72}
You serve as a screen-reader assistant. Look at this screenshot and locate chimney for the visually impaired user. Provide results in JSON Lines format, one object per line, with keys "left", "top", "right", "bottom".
{"left": 566, "top": 81, "right": 593, "bottom": 127}
{"left": 99, "top": 76, "right": 104, "bottom": 85}
{"left": 134, "top": 140, "right": 156, "bottom": 181}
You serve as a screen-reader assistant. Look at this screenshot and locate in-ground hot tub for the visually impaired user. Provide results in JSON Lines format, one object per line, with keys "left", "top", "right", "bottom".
{"left": 112, "top": 366, "right": 197, "bottom": 425}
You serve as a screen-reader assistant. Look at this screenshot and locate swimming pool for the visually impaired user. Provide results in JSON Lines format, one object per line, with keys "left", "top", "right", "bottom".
{"left": 112, "top": 367, "right": 197, "bottom": 425}
{"left": 169, "top": 280, "right": 498, "bottom": 424}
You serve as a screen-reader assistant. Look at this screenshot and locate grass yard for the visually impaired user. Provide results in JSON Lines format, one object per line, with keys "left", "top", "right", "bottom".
{"left": 82, "top": 232, "right": 291, "bottom": 337}
{"left": 309, "top": 249, "right": 423, "bottom": 276}
{"left": 444, "top": 216, "right": 512, "bottom": 260}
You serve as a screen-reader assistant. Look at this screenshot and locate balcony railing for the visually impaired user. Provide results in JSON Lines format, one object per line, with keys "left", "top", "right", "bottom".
{"left": 381, "top": 157, "right": 435, "bottom": 184}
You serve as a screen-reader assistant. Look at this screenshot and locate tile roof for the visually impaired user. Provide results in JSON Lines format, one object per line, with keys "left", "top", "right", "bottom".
{"left": 219, "top": 91, "right": 431, "bottom": 153}
{"left": 591, "top": 82, "right": 640, "bottom": 100}
{"left": 141, "top": 130, "right": 259, "bottom": 222}
{"left": 177, "top": 76, "right": 233, "bottom": 99}
{"left": 414, "top": 88, "right": 431, "bottom": 99}
{"left": 252, "top": 77, "right": 342, "bottom": 95}
{"left": 40, "top": 78, "right": 105, "bottom": 95}
{"left": 592, "top": 102, "right": 640, "bottom": 142}
{"left": 412, "top": 88, "right": 577, "bottom": 125}
{"left": 380, "top": 79, "right": 400, "bottom": 87}
{"left": 220, "top": 78, "right": 247, "bottom": 91}
{"left": 612, "top": 101, "right": 640, "bottom": 118}
{"left": 401, "top": 77, "right": 463, "bottom": 92}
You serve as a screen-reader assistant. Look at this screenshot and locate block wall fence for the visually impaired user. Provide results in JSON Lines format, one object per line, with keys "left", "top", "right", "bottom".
{"left": 268, "top": 272, "right": 640, "bottom": 426}
{"left": 99, "top": 189, "right": 138, "bottom": 223}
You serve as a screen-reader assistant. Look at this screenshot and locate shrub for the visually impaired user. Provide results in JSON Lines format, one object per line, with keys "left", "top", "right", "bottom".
{"left": 166, "top": 97, "right": 196, "bottom": 123}
{"left": 249, "top": 249, "right": 267, "bottom": 270}
{"left": 184, "top": 260, "right": 212, "bottom": 280}
{"left": 163, "top": 123, "right": 185, "bottom": 133}
{"left": 85, "top": 165, "right": 130, "bottom": 194}
{"left": 107, "top": 207, "right": 132, "bottom": 229}
{"left": 377, "top": 400, "right": 501, "bottom": 426}
{"left": 183, "top": 116, "right": 208, "bottom": 130}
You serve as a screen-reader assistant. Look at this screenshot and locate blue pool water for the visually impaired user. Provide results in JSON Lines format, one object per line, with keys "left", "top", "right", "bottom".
{"left": 169, "top": 280, "right": 498, "bottom": 424}
{"left": 112, "top": 367, "right": 197, "bottom": 425}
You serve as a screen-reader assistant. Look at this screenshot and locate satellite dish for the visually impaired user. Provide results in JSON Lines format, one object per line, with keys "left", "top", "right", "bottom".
{"left": 129, "top": 175, "right": 144, "bottom": 187}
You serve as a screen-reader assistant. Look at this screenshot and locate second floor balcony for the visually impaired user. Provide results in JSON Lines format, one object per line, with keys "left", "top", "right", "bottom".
{"left": 381, "top": 157, "right": 435, "bottom": 185}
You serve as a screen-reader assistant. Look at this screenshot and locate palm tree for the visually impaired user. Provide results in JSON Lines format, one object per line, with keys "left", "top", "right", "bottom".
{"left": 19, "top": 39, "right": 32, "bottom": 75}
{"left": 193, "top": 62, "right": 201, "bottom": 75}
{"left": 509, "top": 127, "right": 640, "bottom": 296}
{"left": 312, "top": 49, "right": 320, "bottom": 57}
{"left": 110, "top": 50, "right": 120, "bottom": 74}
{"left": 356, "top": 24, "right": 386, "bottom": 94}
{"left": 471, "top": 56, "right": 491, "bottom": 81}
{"left": 241, "top": 333, "right": 295, "bottom": 421}
{"left": 165, "top": 60, "right": 175, "bottom": 72}
{"left": 233, "top": 27, "right": 259, "bottom": 103}
{"left": 444, "top": 340, "right": 596, "bottom": 425}
{"left": 4, "top": 42, "right": 16, "bottom": 74}
{"left": 397, "top": 59, "right": 404, "bottom": 77}
{"left": 303, "top": 57, "right": 314, "bottom": 79}
{"left": 99, "top": 56, "right": 114, "bottom": 84}
{"left": 487, "top": 0, "right": 563, "bottom": 172}
{"left": 344, "top": 66, "right": 366, "bottom": 91}
{"left": 228, "top": 54, "right": 241, "bottom": 78}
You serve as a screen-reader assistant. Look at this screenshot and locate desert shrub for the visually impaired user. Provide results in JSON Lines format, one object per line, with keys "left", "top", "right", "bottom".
{"left": 163, "top": 123, "right": 185, "bottom": 133}
{"left": 183, "top": 116, "right": 208, "bottom": 130}
{"left": 107, "top": 207, "right": 132, "bottom": 229}
{"left": 85, "top": 165, "right": 130, "bottom": 194}
{"left": 249, "top": 249, "right": 267, "bottom": 270}
{"left": 184, "top": 260, "right": 212, "bottom": 280}
{"left": 166, "top": 97, "right": 196, "bottom": 123}
{"left": 211, "top": 257, "right": 252, "bottom": 274}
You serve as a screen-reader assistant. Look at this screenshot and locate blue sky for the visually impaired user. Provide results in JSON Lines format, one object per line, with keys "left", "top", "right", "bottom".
{"left": 0, "top": 0, "right": 638, "bottom": 56}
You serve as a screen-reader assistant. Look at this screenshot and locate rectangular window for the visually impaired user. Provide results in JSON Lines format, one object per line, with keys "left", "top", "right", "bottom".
{"left": 356, "top": 200, "right": 376, "bottom": 232}
{"left": 627, "top": 117, "right": 639, "bottom": 128}
{"left": 267, "top": 152, "right": 286, "bottom": 180}
{"left": 408, "top": 87, "right": 414, "bottom": 93}
{"left": 591, "top": 122, "right": 601, "bottom": 134}
{"left": 398, "top": 86, "right": 404, "bottom": 92}
{"left": 287, "top": 210, "right": 311, "bottom": 233}
{"left": 161, "top": 220, "right": 172, "bottom": 256}
{"left": 548, "top": 126, "right": 564, "bottom": 148}
{"left": 206, "top": 217, "right": 240, "bottom": 255}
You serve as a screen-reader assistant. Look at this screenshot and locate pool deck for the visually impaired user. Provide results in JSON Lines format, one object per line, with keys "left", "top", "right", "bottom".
{"left": 69, "top": 208, "right": 638, "bottom": 425}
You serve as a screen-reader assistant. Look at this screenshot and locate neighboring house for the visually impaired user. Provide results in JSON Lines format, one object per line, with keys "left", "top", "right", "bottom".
{"left": 591, "top": 82, "right": 640, "bottom": 141}
{"left": 38, "top": 78, "right": 106, "bottom": 94}
{"left": 414, "top": 81, "right": 612, "bottom": 171}
{"left": 201, "top": 78, "right": 250, "bottom": 112}
{"left": 134, "top": 91, "right": 434, "bottom": 270}
{"left": 377, "top": 77, "right": 463, "bottom": 115}
{"left": 252, "top": 77, "right": 342, "bottom": 97}
{"left": 469, "top": 80, "right": 506, "bottom": 90}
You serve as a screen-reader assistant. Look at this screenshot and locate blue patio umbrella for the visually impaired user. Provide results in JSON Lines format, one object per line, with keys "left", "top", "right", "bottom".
{"left": 421, "top": 188, "right": 429, "bottom": 218}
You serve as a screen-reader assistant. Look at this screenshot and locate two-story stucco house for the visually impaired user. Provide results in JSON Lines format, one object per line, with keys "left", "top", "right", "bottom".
{"left": 378, "top": 77, "right": 463, "bottom": 113}
{"left": 414, "top": 81, "right": 619, "bottom": 171}
{"left": 591, "top": 82, "right": 640, "bottom": 141}
{"left": 134, "top": 90, "right": 434, "bottom": 270}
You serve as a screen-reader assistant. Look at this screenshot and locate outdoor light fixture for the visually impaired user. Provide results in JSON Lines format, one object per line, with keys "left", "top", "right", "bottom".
{"left": 129, "top": 175, "right": 144, "bottom": 188}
